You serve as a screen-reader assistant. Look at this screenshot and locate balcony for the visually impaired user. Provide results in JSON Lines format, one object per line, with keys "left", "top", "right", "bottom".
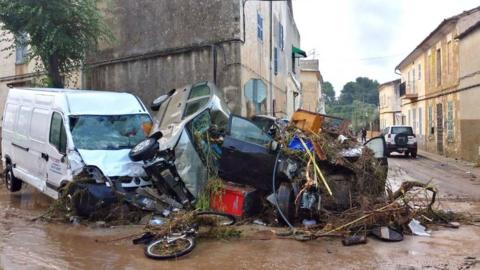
{"left": 399, "top": 82, "right": 418, "bottom": 100}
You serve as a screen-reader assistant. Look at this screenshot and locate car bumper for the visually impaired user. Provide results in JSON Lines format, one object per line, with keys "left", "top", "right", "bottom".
{"left": 386, "top": 144, "right": 417, "bottom": 152}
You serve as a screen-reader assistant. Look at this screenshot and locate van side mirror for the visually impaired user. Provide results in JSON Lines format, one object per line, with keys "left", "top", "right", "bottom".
{"left": 149, "top": 131, "right": 163, "bottom": 140}
{"left": 151, "top": 89, "right": 176, "bottom": 111}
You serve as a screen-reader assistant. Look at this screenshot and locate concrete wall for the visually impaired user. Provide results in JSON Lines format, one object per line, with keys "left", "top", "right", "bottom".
{"left": 87, "top": 0, "right": 244, "bottom": 113}
{"left": 87, "top": 0, "right": 301, "bottom": 117}
{"left": 459, "top": 25, "right": 480, "bottom": 161}
{"left": 299, "top": 59, "right": 322, "bottom": 113}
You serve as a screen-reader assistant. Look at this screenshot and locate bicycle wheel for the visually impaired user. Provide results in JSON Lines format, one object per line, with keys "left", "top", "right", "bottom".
{"left": 144, "top": 237, "right": 196, "bottom": 260}
{"left": 195, "top": 211, "right": 236, "bottom": 226}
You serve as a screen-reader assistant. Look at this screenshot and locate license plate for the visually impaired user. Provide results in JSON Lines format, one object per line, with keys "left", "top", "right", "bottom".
{"left": 398, "top": 148, "right": 407, "bottom": 151}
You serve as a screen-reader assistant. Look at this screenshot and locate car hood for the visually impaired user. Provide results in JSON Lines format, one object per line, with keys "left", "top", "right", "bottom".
{"left": 77, "top": 149, "right": 146, "bottom": 177}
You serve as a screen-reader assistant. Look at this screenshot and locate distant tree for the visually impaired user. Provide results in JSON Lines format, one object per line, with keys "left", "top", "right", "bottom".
{"left": 321, "top": 81, "right": 336, "bottom": 104}
{"left": 338, "top": 77, "right": 379, "bottom": 106}
{"left": 0, "top": 0, "right": 113, "bottom": 88}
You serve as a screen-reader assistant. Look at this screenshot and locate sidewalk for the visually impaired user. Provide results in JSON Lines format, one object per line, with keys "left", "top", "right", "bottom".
{"left": 418, "top": 149, "right": 480, "bottom": 175}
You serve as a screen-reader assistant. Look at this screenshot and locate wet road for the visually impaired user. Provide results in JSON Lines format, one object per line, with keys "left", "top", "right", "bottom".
{"left": 1, "top": 156, "right": 480, "bottom": 270}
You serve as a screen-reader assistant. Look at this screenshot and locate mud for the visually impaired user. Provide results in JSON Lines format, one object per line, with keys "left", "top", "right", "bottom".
{"left": 1, "top": 157, "right": 480, "bottom": 269}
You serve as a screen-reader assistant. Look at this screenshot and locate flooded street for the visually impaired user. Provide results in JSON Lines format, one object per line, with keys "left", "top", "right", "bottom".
{"left": 1, "top": 156, "right": 480, "bottom": 270}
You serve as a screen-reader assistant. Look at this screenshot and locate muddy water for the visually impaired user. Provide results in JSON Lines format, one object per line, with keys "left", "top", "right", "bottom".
{"left": 1, "top": 184, "right": 480, "bottom": 270}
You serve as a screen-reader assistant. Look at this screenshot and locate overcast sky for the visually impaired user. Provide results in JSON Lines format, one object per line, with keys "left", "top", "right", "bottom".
{"left": 292, "top": 0, "right": 479, "bottom": 95}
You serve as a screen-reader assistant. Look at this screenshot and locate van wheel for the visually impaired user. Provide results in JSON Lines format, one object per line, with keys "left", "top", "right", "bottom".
{"left": 5, "top": 165, "right": 22, "bottom": 192}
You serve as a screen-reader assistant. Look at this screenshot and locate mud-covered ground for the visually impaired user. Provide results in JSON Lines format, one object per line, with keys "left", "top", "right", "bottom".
{"left": 1, "top": 153, "right": 480, "bottom": 270}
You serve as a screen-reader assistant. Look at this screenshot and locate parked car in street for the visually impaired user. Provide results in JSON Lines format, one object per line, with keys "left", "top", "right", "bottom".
{"left": 382, "top": 125, "right": 417, "bottom": 158}
{"left": 2, "top": 88, "right": 153, "bottom": 199}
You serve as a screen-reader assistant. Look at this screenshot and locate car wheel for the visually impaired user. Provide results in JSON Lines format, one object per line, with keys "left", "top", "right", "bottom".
{"left": 276, "top": 182, "right": 295, "bottom": 225}
{"left": 5, "top": 164, "right": 22, "bottom": 192}
{"left": 129, "top": 138, "right": 159, "bottom": 161}
{"left": 411, "top": 151, "right": 417, "bottom": 158}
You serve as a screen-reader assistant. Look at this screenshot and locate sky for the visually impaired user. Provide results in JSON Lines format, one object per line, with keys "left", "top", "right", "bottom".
{"left": 292, "top": 0, "right": 480, "bottom": 95}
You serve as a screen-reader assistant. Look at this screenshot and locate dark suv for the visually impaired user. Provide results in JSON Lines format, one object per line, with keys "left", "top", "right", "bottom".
{"left": 383, "top": 125, "right": 417, "bottom": 158}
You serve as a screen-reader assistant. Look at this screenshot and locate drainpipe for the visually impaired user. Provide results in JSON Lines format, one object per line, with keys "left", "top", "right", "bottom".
{"left": 269, "top": 0, "right": 273, "bottom": 116}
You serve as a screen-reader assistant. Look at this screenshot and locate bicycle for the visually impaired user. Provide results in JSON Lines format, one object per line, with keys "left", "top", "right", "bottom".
{"left": 134, "top": 211, "right": 236, "bottom": 260}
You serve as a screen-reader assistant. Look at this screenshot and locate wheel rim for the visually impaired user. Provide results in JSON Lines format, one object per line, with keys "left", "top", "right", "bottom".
{"left": 5, "top": 170, "right": 12, "bottom": 190}
{"left": 147, "top": 237, "right": 193, "bottom": 258}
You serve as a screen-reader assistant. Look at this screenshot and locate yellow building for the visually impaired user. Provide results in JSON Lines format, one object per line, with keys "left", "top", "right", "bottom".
{"left": 395, "top": 6, "right": 480, "bottom": 161}
{"left": 378, "top": 79, "right": 401, "bottom": 130}
{"left": 458, "top": 21, "right": 480, "bottom": 161}
{"left": 299, "top": 59, "right": 325, "bottom": 113}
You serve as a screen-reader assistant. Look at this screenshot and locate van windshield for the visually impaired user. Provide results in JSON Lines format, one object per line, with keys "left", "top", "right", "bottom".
{"left": 69, "top": 114, "right": 152, "bottom": 150}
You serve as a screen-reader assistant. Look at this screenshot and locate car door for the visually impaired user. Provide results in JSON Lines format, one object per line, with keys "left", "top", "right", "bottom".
{"left": 219, "top": 115, "right": 277, "bottom": 191}
{"left": 45, "top": 111, "right": 68, "bottom": 190}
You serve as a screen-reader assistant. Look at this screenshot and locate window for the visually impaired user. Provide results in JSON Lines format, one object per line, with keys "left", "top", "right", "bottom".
{"left": 446, "top": 41, "right": 451, "bottom": 74}
{"left": 279, "top": 23, "right": 284, "bottom": 50}
{"left": 391, "top": 126, "right": 413, "bottom": 135}
{"left": 70, "top": 114, "right": 152, "bottom": 151}
{"left": 274, "top": 47, "right": 278, "bottom": 75}
{"left": 244, "top": 79, "right": 267, "bottom": 114}
{"left": 257, "top": 13, "right": 263, "bottom": 41}
{"left": 230, "top": 116, "right": 271, "bottom": 146}
{"left": 30, "top": 108, "right": 50, "bottom": 142}
{"left": 428, "top": 105, "right": 434, "bottom": 135}
{"left": 49, "top": 112, "right": 67, "bottom": 154}
{"left": 412, "top": 68, "right": 416, "bottom": 93}
{"left": 412, "top": 108, "right": 417, "bottom": 133}
{"left": 418, "top": 64, "right": 421, "bottom": 81}
{"left": 408, "top": 110, "right": 411, "bottom": 126}
{"left": 15, "top": 32, "right": 28, "bottom": 65}
{"left": 418, "top": 107, "right": 422, "bottom": 135}
{"left": 447, "top": 101, "right": 454, "bottom": 140}
{"left": 17, "top": 106, "right": 32, "bottom": 137}
{"left": 436, "top": 48, "right": 442, "bottom": 86}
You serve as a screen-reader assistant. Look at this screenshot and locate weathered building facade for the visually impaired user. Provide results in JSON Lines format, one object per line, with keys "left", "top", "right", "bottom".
{"left": 458, "top": 21, "right": 480, "bottom": 161}
{"left": 299, "top": 59, "right": 324, "bottom": 113}
{"left": 85, "top": 0, "right": 304, "bottom": 118}
{"left": 378, "top": 79, "right": 401, "bottom": 130}
{"left": 395, "top": 6, "right": 480, "bottom": 161}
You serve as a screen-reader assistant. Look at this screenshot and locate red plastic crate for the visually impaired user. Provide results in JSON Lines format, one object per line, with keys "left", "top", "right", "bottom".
{"left": 210, "top": 182, "right": 260, "bottom": 218}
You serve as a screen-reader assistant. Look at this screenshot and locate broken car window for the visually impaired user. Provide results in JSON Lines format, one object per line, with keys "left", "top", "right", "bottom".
{"left": 230, "top": 115, "right": 271, "bottom": 146}
{"left": 188, "top": 83, "right": 211, "bottom": 99}
{"left": 70, "top": 114, "right": 152, "bottom": 150}
{"left": 183, "top": 98, "right": 210, "bottom": 119}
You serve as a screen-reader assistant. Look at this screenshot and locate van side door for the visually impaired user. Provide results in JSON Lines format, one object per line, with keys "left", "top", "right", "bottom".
{"left": 45, "top": 112, "right": 68, "bottom": 190}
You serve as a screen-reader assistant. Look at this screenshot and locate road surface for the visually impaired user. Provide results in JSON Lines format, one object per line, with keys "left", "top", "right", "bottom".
{"left": 0, "top": 155, "right": 479, "bottom": 270}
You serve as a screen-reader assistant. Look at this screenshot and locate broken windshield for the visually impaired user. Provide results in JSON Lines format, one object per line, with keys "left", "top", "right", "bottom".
{"left": 70, "top": 114, "right": 152, "bottom": 150}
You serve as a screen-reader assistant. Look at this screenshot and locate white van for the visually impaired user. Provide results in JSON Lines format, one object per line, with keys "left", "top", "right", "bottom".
{"left": 2, "top": 88, "right": 153, "bottom": 199}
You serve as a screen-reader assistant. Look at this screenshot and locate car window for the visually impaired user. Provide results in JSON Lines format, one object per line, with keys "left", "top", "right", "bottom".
{"left": 391, "top": 127, "right": 413, "bottom": 135}
{"left": 365, "top": 137, "right": 385, "bottom": 158}
{"left": 49, "top": 112, "right": 67, "bottom": 154}
{"left": 187, "top": 110, "right": 213, "bottom": 165}
{"left": 188, "top": 83, "right": 210, "bottom": 99}
{"left": 230, "top": 115, "right": 271, "bottom": 146}
{"left": 183, "top": 97, "right": 209, "bottom": 119}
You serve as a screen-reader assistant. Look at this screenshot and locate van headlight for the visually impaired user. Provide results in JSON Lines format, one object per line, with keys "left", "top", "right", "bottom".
{"left": 68, "top": 150, "right": 85, "bottom": 175}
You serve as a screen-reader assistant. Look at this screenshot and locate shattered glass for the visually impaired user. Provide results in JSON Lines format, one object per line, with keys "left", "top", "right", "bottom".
{"left": 70, "top": 114, "right": 152, "bottom": 150}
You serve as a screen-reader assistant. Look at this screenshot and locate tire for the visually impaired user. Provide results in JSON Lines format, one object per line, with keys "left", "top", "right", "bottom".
{"left": 144, "top": 237, "right": 196, "bottom": 260}
{"left": 195, "top": 211, "right": 236, "bottom": 226}
{"left": 129, "top": 138, "right": 159, "bottom": 162}
{"left": 5, "top": 164, "right": 22, "bottom": 192}
{"left": 277, "top": 182, "right": 295, "bottom": 225}
{"left": 411, "top": 150, "right": 417, "bottom": 158}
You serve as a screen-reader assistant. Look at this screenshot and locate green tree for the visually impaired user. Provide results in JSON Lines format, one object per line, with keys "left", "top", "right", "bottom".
{"left": 338, "top": 77, "right": 380, "bottom": 106}
{"left": 0, "top": 0, "right": 112, "bottom": 88}
{"left": 321, "top": 81, "right": 336, "bottom": 104}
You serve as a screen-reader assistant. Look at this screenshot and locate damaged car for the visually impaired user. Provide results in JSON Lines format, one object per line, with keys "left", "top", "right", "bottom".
{"left": 129, "top": 81, "right": 388, "bottom": 225}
